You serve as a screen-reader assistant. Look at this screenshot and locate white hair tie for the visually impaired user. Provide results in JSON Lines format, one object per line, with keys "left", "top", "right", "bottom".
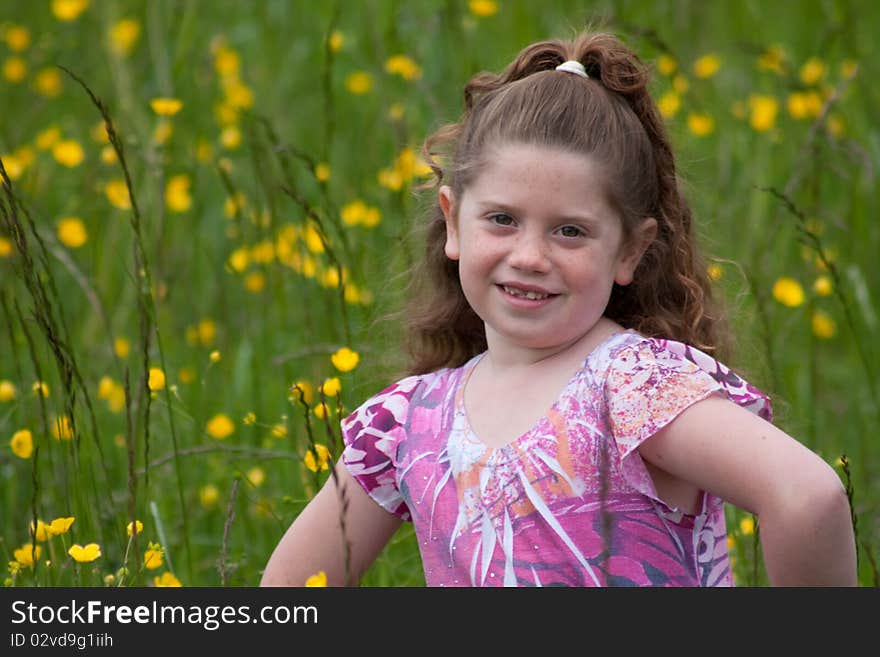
{"left": 555, "top": 60, "right": 588, "bottom": 79}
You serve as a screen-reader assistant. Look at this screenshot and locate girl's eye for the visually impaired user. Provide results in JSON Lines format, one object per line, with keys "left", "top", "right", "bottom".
{"left": 559, "top": 225, "right": 585, "bottom": 238}
{"left": 490, "top": 213, "right": 514, "bottom": 226}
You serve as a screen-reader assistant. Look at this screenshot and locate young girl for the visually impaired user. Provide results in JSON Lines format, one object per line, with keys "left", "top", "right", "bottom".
{"left": 261, "top": 31, "right": 857, "bottom": 587}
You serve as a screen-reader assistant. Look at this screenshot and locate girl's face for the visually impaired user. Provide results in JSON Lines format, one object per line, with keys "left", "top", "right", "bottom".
{"left": 440, "top": 142, "right": 655, "bottom": 357}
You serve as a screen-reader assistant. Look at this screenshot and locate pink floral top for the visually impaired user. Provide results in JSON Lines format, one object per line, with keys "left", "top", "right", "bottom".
{"left": 341, "top": 331, "right": 771, "bottom": 587}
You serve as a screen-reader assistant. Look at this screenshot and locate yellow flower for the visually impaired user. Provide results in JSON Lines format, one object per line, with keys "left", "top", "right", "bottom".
{"left": 656, "top": 54, "right": 677, "bottom": 76}
{"left": 302, "top": 224, "right": 325, "bottom": 253}
{"left": 385, "top": 54, "right": 422, "bottom": 80}
{"left": 107, "top": 385, "right": 125, "bottom": 412}
{"left": 739, "top": 517, "right": 755, "bottom": 535}
{"left": 3, "top": 56, "right": 27, "bottom": 83}
{"left": 105, "top": 179, "right": 131, "bottom": 210}
{"left": 165, "top": 174, "right": 192, "bottom": 212}
{"left": 244, "top": 271, "right": 265, "bottom": 293}
{"left": 378, "top": 167, "right": 403, "bottom": 191}
{"left": 224, "top": 192, "right": 247, "bottom": 218}
{"left": 657, "top": 91, "right": 680, "bottom": 119}
{"left": 114, "top": 337, "right": 130, "bottom": 358}
{"left": 787, "top": 90, "right": 823, "bottom": 120}
{"left": 813, "top": 276, "right": 832, "bottom": 297}
{"left": 313, "top": 402, "right": 331, "bottom": 420}
{"left": 799, "top": 57, "right": 826, "bottom": 86}
{"left": 331, "top": 347, "right": 360, "bottom": 372}
{"left": 289, "top": 380, "right": 315, "bottom": 405}
{"left": 305, "top": 570, "right": 327, "bottom": 586}
{"left": 707, "top": 263, "right": 723, "bottom": 281}
{"left": 14, "top": 544, "right": 41, "bottom": 567}
{"left": 247, "top": 467, "right": 265, "bottom": 487}
{"left": 109, "top": 18, "right": 140, "bottom": 56}
{"left": 214, "top": 45, "right": 240, "bottom": 76}
{"left": 341, "top": 200, "right": 382, "bottom": 227}
{"left": 4, "top": 25, "right": 31, "bottom": 51}
{"left": 36, "top": 126, "right": 62, "bottom": 150}
{"left": 152, "top": 121, "right": 173, "bottom": 145}
{"left": 33, "top": 381, "right": 50, "bottom": 397}
{"left": 0, "top": 237, "right": 14, "bottom": 257}
{"left": 748, "top": 95, "right": 778, "bottom": 132}
{"left": 304, "top": 444, "right": 331, "bottom": 472}
{"left": 223, "top": 79, "right": 254, "bottom": 109}
{"left": 345, "top": 71, "right": 373, "bottom": 95}
{"left": 97, "top": 376, "right": 115, "bottom": 400}
{"left": 34, "top": 68, "right": 62, "bottom": 97}
{"left": 206, "top": 413, "right": 234, "bottom": 440}
{"left": 271, "top": 423, "right": 287, "bottom": 438}
{"left": 68, "top": 543, "right": 102, "bottom": 563}
{"left": 672, "top": 74, "right": 689, "bottom": 95}
{"left": 319, "top": 377, "right": 341, "bottom": 398}
{"left": 144, "top": 543, "right": 164, "bottom": 570}
{"left": 220, "top": 125, "right": 241, "bottom": 150}
{"left": 10, "top": 429, "right": 34, "bottom": 459}
{"left": 0, "top": 380, "right": 17, "bottom": 402}
{"left": 148, "top": 367, "right": 166, "bottom": 391}
{"left": 200, "top": 484, "right": 219, "bottom": 508}
{"left": 772, "top": 277, "right": 805, "bottom": 307}
{"left": 209, "top": 350, "right": 221, "bottom": 363}
{"left": 468, "top": 0, "right": 498, "bottom": 17}
{"left": 812, "top": 310, "right": 836, "bottom": 339}
{"left": 328, "top": 30, "right": 344, "bottom": 53}
{"left": 687, "top": 112, "right": 714, "bottom": 137}
{"left": 1, "top": 151, "right": 24, "bottom": 181}
{"left": 314, "top": 162, "right": 331, "bottom": 182}
{"left": 127, "top": 520, "right": 144, "bottom": 536}
{"left": 388, "top": 103, "right": 405, "bottom": 120}
{"left": 228, "top": 247, "right": 249, "bottom": 273}
{"left": 52, "top": 140, "right": 85, "bottom": 167}
{"left": 31, "top": 519, "right": 52, "bottom": 541}
{"left": 153, "top": 571, "right": 181, "bottom": 587}
{"left": 693, "top": 53, "right": 720, "bottom": 78}
{"left": 53, "top": 415, "right": 73, "bottom": 440}
{"left": 757, "top": 44, "right": 786, "bottom": 74}
{"left": 48, "top": 516, "right": 75, "bottom": 536}
{"left": 178, "top": 367, "right": 195, "bottom": 384}
{"left": 52, "top": 0, "right": 90, "bottom": 21}
{"left": 57, "top": 217, "right": 88, "bottom": 248}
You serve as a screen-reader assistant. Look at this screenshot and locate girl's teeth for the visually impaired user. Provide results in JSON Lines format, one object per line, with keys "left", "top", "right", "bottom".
{"left": 502, "top": 285, "right": 549, "bottom": 300}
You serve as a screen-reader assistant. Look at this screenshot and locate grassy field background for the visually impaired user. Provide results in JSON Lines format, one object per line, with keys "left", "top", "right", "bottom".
{"left": 1, "top": 0, "right": 878, "bottom": 587}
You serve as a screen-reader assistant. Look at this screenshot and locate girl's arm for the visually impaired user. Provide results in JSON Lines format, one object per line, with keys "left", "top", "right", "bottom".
{"left": 638, "top": 394, "right": 857, "bottom": 586}
{"left": 260, "top": 461, "right": 402, "bottom": 586}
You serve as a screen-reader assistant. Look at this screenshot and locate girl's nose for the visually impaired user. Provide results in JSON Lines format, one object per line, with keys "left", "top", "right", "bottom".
{"left": 508, "top": 232, "right": 550, "bottom": 272}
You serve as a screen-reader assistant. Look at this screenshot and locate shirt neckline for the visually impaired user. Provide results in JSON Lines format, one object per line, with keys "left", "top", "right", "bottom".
{"left": 457, "top": 329, "right": 635, "bottom": 452}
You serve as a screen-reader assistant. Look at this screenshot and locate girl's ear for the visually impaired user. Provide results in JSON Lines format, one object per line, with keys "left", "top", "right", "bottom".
{"left": 439, "top": 185, "right": 460, "bottom": 261}
{"left": 614, "top": 217, "right": 657, "bottom": 286}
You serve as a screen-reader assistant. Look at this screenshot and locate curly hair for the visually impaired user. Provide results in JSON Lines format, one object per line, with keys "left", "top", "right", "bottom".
{"left": 401, "top": 31, "right": 730, "bottom": 375}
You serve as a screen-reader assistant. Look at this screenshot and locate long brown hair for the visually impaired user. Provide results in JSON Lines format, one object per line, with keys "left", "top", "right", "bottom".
{"left": 402, "top": 31, "right": 729, "bottom": 375}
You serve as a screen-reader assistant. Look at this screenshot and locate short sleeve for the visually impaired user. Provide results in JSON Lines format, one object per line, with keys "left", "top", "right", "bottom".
{"left": 604, "top": 337, "right": 772, "bottom": 509}
{"left": 340, "top": 376, "right": 422, "bottom": 521}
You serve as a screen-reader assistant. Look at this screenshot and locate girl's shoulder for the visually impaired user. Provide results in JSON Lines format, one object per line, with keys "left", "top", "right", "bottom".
{"left": 593, "top": 330, "right": 772, "bottom": 422}
{"left": 342, "top": 359, "right": 474, "bottom": 432}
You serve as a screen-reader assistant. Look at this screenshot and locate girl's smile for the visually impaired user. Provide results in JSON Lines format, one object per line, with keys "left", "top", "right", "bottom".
{"left": 440, "top": 142, "right": 655, "bottom": 361}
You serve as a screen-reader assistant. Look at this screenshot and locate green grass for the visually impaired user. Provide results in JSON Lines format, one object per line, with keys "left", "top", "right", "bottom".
{"left": 1, "top": 0, "right": 877, "bottom": 587}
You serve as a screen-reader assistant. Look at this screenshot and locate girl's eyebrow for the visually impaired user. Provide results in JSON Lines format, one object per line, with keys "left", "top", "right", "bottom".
{"left": 475, "top": 199, "right": 602, "bottom": 226}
